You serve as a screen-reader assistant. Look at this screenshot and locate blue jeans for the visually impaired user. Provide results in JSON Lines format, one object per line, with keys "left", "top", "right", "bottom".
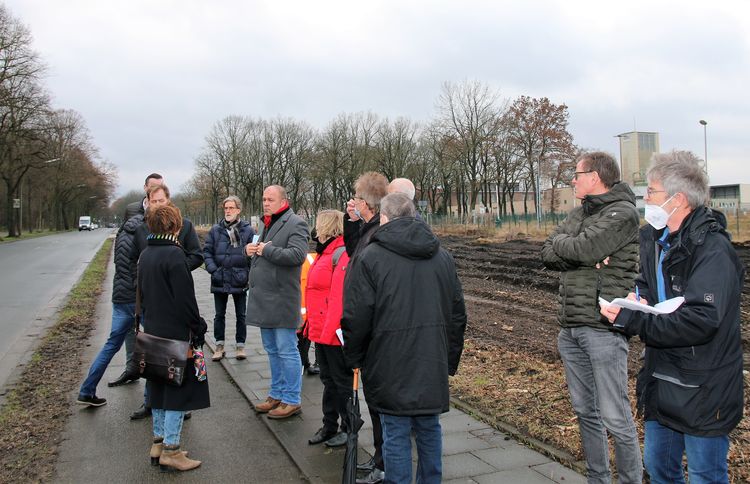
{"left": 79, "top": 303, "right": 135, "bottom": 398}
{"left": 152, "top": 409, "right": 185, "bottom": 446}
{"left": 213, "top": 291, "right": 247, "bottom": 347}
{"left": 380, "top": 413, "right": 442, "bottom": 484}
{"left": 558, "top": 327, "right": 642, "bottom": 484}
{"left": 644, "top": 420, "right": 729, "bottom": 484}
{"left": 260, "top": 328, "right": 301, "bottom": 405}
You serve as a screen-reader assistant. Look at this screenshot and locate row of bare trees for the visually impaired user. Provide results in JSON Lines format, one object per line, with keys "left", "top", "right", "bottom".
{"left": 182, "top": 81, "right": 578, "bottom": 224}
{"left": 0, "top": 4, "right": 115, "bottom": 236}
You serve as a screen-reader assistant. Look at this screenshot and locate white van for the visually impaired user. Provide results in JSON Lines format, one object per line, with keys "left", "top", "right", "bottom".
{"left": 79, "top": 216, "right": 92, "bottom": 231}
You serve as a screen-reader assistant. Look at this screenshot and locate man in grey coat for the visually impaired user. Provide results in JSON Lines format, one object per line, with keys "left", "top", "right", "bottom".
{"left": 245, "top": 185, "right": 309, "bottom": 419}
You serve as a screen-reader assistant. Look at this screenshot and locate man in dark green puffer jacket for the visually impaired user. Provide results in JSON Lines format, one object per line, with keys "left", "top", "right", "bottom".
{"left": 541, "top": 152, "right": 642, "bottom": 484}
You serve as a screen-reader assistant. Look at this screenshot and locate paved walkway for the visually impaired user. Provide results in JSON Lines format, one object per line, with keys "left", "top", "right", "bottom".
{"left": 192, "top": 268, "right": 587, "bottom": 484}
{"left": 57, "top": 247, "right": 305, "bottom": 483}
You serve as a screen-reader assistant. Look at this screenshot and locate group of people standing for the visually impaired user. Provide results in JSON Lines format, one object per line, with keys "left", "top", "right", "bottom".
{"left": 543, "top": 151, "right": 744, "bottom": 484}
{"left": 77, "top": 174, "right": 208, "bottom": 471}
{"left": 74, "top": 149, "right": 744, "bottom": 483}
{"left": 243, "top": 176, "right": 467, "bottom": 484}
{"left": 75, "top": 172, "right": 467, "bottom": 482}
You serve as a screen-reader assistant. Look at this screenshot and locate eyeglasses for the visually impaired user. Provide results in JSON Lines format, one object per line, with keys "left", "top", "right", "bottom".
{"left": 646, "top": 188, "right": 666, "bottom": 197}
{"left": 573, "top": 170, "right": 594, "bottom": 180}
{"left": 352, "top": 195, "right": 364, "bottom": 202}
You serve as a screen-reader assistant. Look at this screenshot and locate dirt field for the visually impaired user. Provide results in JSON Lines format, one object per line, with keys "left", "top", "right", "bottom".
{"left": 440, "top": 232, "right": 750, "bottom": 482}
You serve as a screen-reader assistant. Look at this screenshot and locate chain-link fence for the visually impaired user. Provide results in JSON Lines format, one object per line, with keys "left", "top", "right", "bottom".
{"left": 424, "top": 211, "right": 567, "bottom": 238}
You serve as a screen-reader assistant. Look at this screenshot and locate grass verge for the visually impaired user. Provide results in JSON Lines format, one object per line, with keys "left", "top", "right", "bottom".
{"left": 0, "top": 237, "right": 112, "bottom": 482}
{"left": 0, "top": 229, "right": 73, "bottom": 244}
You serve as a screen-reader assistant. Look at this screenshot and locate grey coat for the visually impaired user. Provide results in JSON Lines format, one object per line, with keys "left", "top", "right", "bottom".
{"left": 246, "top": 210, "right": 309, "bottom": 329}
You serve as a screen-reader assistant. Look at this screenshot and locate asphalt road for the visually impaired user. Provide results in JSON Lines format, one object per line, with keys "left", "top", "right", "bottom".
{"left": 56, "top": 250, "right": 305, "bottom": 483}
{"left": 0, "top": 229, "right": 112, "bottom": 394}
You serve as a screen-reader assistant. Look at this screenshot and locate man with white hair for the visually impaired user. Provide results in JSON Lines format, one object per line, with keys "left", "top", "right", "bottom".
{"left": 601, "top": 152, "right": 744, "bottom": 483}
{"left": 387, "top": 178, "right": 416, "bottom": 200}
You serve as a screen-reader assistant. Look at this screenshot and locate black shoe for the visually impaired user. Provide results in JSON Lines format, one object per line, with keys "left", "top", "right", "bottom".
{"left": 357, "top": 457, "right": 376, "bottom": 472}
{"left": 107, "top": 371, "right": 138, "bottom": 387}
{"left": 308, "top": 427, "right": 337, "bottom": 445}
{"left": 183, "top": 411, "right": 192, "bottom": 420}
{"left": 324, "top": 431, "right": 347, "bottom": 447}
{"left": 76, "top": 395, "right": 107, "bottom": 407}
{"left": 307, "top": 363, "right": 320, "bottom": 375}
{"left": 130, "top": 404, "right": 152, "bottom": 420}
{"left": 356, "top": 469, "right": 384, "bottom": 484}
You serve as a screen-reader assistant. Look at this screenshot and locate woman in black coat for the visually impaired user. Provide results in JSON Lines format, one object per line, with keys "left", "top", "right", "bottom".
{"left": 138, "top": 204, "right": 209, "bottom": 472}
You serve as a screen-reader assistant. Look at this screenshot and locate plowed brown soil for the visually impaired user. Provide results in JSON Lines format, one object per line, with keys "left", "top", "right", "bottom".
{"left": 441, "top": 232, "right": 750, "bottom": 482}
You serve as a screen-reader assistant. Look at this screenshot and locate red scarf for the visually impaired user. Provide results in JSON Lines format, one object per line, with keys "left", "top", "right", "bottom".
{"left": 263, "top": 201, "right": 290, "bottom": 229}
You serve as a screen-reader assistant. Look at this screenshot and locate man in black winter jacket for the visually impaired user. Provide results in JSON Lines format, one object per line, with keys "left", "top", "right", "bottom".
{"left": 342, "top": 193, "right": 466, "bottom": 484}
{"left": 342, "top": 171, "right": 388, "bottom": 483}
{"left": 76, "top": 212, "right": 145, "bottom": 407}
{"left": 601, "top": 152, "right": 744, "bottom": 483}
{"left": 119, "top": 173, "right": 163, "bottom": 228}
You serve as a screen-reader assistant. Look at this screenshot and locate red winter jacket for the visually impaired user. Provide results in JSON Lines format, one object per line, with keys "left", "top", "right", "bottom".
{"left": 305, "top": 236, "right": 349, "bottom": 346}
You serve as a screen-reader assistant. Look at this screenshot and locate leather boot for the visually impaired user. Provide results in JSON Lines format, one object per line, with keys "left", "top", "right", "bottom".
{"left": 211, "top": 344, "right": 225, "bottom": 361}
{"left": 150, "top": 442, "right": 188, "bottom": 466}
{"left": 159, "top": 448, "right": 201, "bottom": 472}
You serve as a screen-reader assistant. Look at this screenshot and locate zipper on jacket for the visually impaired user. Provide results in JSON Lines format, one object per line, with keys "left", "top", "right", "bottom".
{"left": 652, "top": 372, "right": 700, "bottom": 388}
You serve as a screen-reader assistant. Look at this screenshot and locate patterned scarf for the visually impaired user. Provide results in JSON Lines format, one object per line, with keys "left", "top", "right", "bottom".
{"left": 220, "top": 218, "right": 241, "bottom": 248}
{"left": 146, "top": 233, "right": 181, "bottom": 246}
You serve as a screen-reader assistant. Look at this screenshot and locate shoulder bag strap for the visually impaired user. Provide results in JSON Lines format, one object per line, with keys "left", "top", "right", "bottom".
{"left": 332, "top": 246, "right": 347, "bottom": 270}
{"left": 134, "top": 257, "right": 142, "bottom": 335}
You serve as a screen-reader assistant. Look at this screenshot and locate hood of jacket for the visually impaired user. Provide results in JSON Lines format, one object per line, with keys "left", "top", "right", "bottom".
{"left": 122, "top": 213, "right": 144, "bottom": 234}
{"left": 582, "top": 181, "right": 636, "bottom": 216}
{"left": 658, "top": 205, "right": 730, "bottom": 250}
{"left": 370, "top": 217, "right": 439, "bottom": 260}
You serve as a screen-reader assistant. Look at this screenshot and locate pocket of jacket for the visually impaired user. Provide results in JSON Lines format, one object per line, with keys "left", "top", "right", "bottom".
{"left": 653, "top": 371, "right": 704, "bottom": 428}
{"left": 231, "top": 267, "right": 249, "bottom": 288}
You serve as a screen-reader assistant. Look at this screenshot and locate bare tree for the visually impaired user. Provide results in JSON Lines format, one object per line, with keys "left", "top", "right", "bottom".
{"left": 436, "top": 80, "right": 504, "bottom": 214}
{"left": 0, "top": 4, "right": 50, "bottom": 236}
{"left": 373, "top": 117, "right": 419, "bottom": 181}
{"left": 506, "top": 96, "right": 575, "bottom": 224}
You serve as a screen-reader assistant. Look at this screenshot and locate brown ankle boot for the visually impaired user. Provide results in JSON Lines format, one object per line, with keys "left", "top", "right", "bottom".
{"left": 158, "top": 448, "right": 200, "bottom": 471}
{"left": 150, "top": 443, "right": 188, "bottom": 466}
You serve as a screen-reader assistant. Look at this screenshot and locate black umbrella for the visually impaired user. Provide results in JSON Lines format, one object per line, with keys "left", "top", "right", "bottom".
{"left": 342, "top": 368, "right": 365, "bottom": 484}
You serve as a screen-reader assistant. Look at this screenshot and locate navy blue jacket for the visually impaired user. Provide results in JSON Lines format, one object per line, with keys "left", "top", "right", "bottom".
{"left": 615, "top": 207, "right": 745, "bottom": 436}
{"left": 203, "top": 220, "right": 255, "bottom": 294}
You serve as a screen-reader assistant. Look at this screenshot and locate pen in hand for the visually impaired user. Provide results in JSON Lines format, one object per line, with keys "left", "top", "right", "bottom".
{"left": 635, "top": 286, "right": 640, "bottom": 302}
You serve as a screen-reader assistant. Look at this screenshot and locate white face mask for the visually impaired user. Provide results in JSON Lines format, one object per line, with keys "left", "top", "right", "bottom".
{"left": 644, "top": 195, "right": 676, "bottom": 230}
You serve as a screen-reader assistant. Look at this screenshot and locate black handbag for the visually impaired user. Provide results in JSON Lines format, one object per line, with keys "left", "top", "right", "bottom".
{"left": 125, "top": 275, "right": 191, "bottom": 387}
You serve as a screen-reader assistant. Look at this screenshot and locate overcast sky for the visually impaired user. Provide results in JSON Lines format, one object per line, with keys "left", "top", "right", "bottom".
{"left": 6, "top": 0, "right": 750, "bottom": 197}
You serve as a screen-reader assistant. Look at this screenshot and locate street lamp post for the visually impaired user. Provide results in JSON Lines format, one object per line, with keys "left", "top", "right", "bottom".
{"left": 699, "top": 120, "right": 708, "bottom": 174}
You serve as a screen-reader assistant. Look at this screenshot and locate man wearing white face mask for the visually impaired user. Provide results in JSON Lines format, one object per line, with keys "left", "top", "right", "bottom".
{"left": 601, "top": 152, "right": 744, "bottom": 484}
{"left": 542, "top": 152, "right": 642, "bottom": 484}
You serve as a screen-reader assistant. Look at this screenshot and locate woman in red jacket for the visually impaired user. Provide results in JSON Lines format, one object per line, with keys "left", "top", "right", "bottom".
{"left": 305, "top": 210, "right": 352, "bottom": 448}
